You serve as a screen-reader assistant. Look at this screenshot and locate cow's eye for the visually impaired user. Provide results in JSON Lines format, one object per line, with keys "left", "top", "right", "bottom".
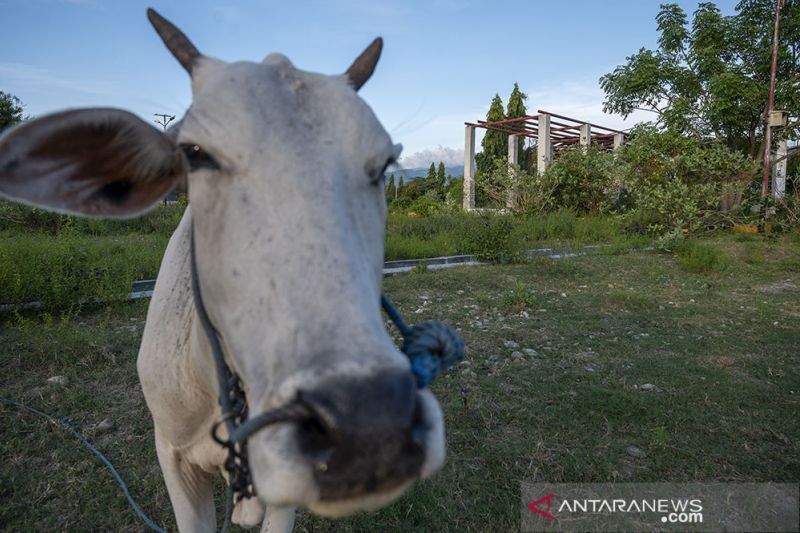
{"left": 179, "top": 143, "right": 220, "bottom": 172}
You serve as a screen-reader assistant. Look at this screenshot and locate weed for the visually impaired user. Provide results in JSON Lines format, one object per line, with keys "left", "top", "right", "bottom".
{"left": 675, "top": 240, "right": 727, "bottom": 273}
{"left": 501, "top": 280, "right": 537, "bottom": 311}
{"left": 653, "top": 228, "right": 684, "bottom": 253}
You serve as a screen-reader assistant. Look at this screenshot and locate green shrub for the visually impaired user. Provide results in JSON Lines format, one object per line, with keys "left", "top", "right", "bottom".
{"left": 461, "top": 214, "right": 525, "bottom": 263}
{"left": 444, "top": 177, "right": 464, "bottom": 210}
{"left": 617, "top": 126, "right": 757, "bottom": 235}
{"left": 538, "top": 147, "right": 614, "bottom": 214}
{"left": 405, "top": 193, "right": 448, "bottom": 217}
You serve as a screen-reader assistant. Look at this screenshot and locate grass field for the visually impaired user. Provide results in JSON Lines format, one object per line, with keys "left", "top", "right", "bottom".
{"left": 0, "top": 210, "right": 650, "bottom": 311}
{"left": 1, "top": 233, "right": 799, "bottom": 531}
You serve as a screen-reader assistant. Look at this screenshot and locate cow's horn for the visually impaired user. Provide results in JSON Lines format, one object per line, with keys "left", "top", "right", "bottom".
{"left": 147, "top": 8, "right": 201, "bottom": 74}
{"left": 346, "top": 37, "right": 383, "bottom": 91}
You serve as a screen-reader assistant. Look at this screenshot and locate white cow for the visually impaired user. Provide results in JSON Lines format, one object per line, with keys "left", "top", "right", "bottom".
{"left": 0, "top": 9, "right": 446, "bottom": 532}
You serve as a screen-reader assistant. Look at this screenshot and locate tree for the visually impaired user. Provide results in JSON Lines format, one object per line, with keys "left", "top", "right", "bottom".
{"left": 0, "top": 91, "right": 25, "bottom": 132}
{"left": 475, "top": 94, "right": 507, "bottom": 205}
{"left": 397, "top": 175, "right": 405, "bottom": 197}
{"left": 506, "top": 82, "right": 528, "bottom": 167}
{"left": 600, "top": 1, "right": 800, "bottom": 156}
{"left": 437, "top": 161, "right": 447, "bottom": 189}
{"left": 415, "top": 162, "right": 445, "bottom": 201}
{"left": 426, "top": 162, "right": 436, "bottom": 181}
{"left": 445, "top": 176, "right": 464, "bottom": 209}
{"left": 386, "top": 174, "right": 396, "bottom": 202}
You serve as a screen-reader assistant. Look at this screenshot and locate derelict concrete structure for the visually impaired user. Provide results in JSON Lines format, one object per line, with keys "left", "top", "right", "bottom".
{"left": 773, "top": 139, "right": 788, "bottom": 199}
{"left": 463, "top": 110, "right": 625, "bottom": 210}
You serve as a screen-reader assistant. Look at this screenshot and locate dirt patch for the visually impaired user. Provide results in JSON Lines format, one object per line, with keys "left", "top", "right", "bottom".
{"left": 714, "top": 356, "right": 736, "bottom": 367}
{"left": 755, "top": 279, "right": 797, "bottom": 294}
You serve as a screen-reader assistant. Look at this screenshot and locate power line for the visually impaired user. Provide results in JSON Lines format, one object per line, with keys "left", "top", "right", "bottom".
{"left": 153, "top": 113, "right": 176, "bottom": 132}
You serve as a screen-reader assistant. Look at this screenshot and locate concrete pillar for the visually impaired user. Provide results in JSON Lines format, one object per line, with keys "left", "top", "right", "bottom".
{"left": 613, "top": 133, "right": 625, "bottom": 150}
{"left": 537, "top": 113, "right": 552, "bottom": 175}
{"left": 773, "top": 139, "right": 788, "bottom": 200}
{"left": 579, "top": 123, "right": 591, "bottom": 148}
{"left": 507, "top": 134, "right": 519, "bottom": 209}
{"left": 463, "top": 125, "right": 476, "bottom": 210}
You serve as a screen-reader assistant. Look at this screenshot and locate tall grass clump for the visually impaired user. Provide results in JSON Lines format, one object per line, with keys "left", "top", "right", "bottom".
{"left": 384, "top": 232, "right": 457, "bottom": 260}
{"left": 674, "top": 239, "right": 727, "bottom": 273}
{"left": 0, "top": 226, "right": 167, "bottom": 312}
{"left": 0, "top": 198, "right": 186, "bottom": 236}
{"left": 460, "top": 214, "right": 525, "bottom": 263}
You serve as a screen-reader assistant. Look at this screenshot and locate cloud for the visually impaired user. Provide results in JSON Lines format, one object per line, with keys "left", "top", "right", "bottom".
{"left": 398, "top": 145, "right": 464, "bottom": 169}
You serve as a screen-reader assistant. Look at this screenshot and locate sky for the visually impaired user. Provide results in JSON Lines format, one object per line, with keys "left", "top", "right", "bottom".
{"left": 1, "top": 0, "right": 741, "bottom": 169}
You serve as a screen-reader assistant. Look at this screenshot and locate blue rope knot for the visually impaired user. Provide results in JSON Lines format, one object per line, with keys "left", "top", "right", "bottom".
{"left": 381, "top": 295, "right": 465, "bottom": 388}
{"left": 404, "top": 321, "right": 465, "bottom": 388}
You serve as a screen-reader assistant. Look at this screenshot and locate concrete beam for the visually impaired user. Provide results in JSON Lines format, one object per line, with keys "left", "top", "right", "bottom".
{"left": 579, "top": 123, "right": 591, "bottom": 148}
{"left": 773, "top": 139, "right": 788, "bottom": 200}
{"left": 613, "top": 133, "right": 625, "bottom": 150}
{"left": 537, "top": 113, "right": 552, "bottom": 175}
{"left": 507, "top": 134, "right": 519, "bottom": 209}
{"left": 463, "top": 125, "right": 476, "bottom": 210}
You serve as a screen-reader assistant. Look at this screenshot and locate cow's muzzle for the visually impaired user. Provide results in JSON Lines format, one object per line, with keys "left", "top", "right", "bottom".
{"left": 295, "top": 370, "right": 425, "bottom": 500}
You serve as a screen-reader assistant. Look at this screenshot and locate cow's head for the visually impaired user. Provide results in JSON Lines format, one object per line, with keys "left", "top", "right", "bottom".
{"left": 0, "top": 9, "right": 445, "bottom": 517}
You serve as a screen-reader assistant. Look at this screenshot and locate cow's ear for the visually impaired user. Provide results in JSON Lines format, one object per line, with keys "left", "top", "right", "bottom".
{"left": 0, "top": 108, "right": 186, "bottom": 218}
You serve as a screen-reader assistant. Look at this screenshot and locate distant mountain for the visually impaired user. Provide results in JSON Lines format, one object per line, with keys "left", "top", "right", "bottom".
{"left": 384, "top": 165, "right": 464, "bottom": 181}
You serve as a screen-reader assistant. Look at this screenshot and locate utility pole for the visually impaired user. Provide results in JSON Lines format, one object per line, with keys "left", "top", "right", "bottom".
{"left": 154, "top": 114, "right": 177, "bottom": 205}
{"left": 761, "top": 0, "right": 783, "bottom": 200}
{"left": 154, "top": 113, "right": 176, "bottom": 132}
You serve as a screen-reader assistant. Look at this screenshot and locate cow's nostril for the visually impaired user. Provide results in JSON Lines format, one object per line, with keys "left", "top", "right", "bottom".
{"left": 296, "top": 391, "right": 339, "bottom": 460}
{"left": 298, "top": 415, "right": 334, "bottom": 453}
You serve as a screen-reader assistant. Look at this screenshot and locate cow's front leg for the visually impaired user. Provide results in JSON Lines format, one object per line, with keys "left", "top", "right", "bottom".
{"left": 260, "top": 505, "right": 296, "bottom": 533}
{"left": 154, "top": 427, "right": 216, "bottom": 533}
